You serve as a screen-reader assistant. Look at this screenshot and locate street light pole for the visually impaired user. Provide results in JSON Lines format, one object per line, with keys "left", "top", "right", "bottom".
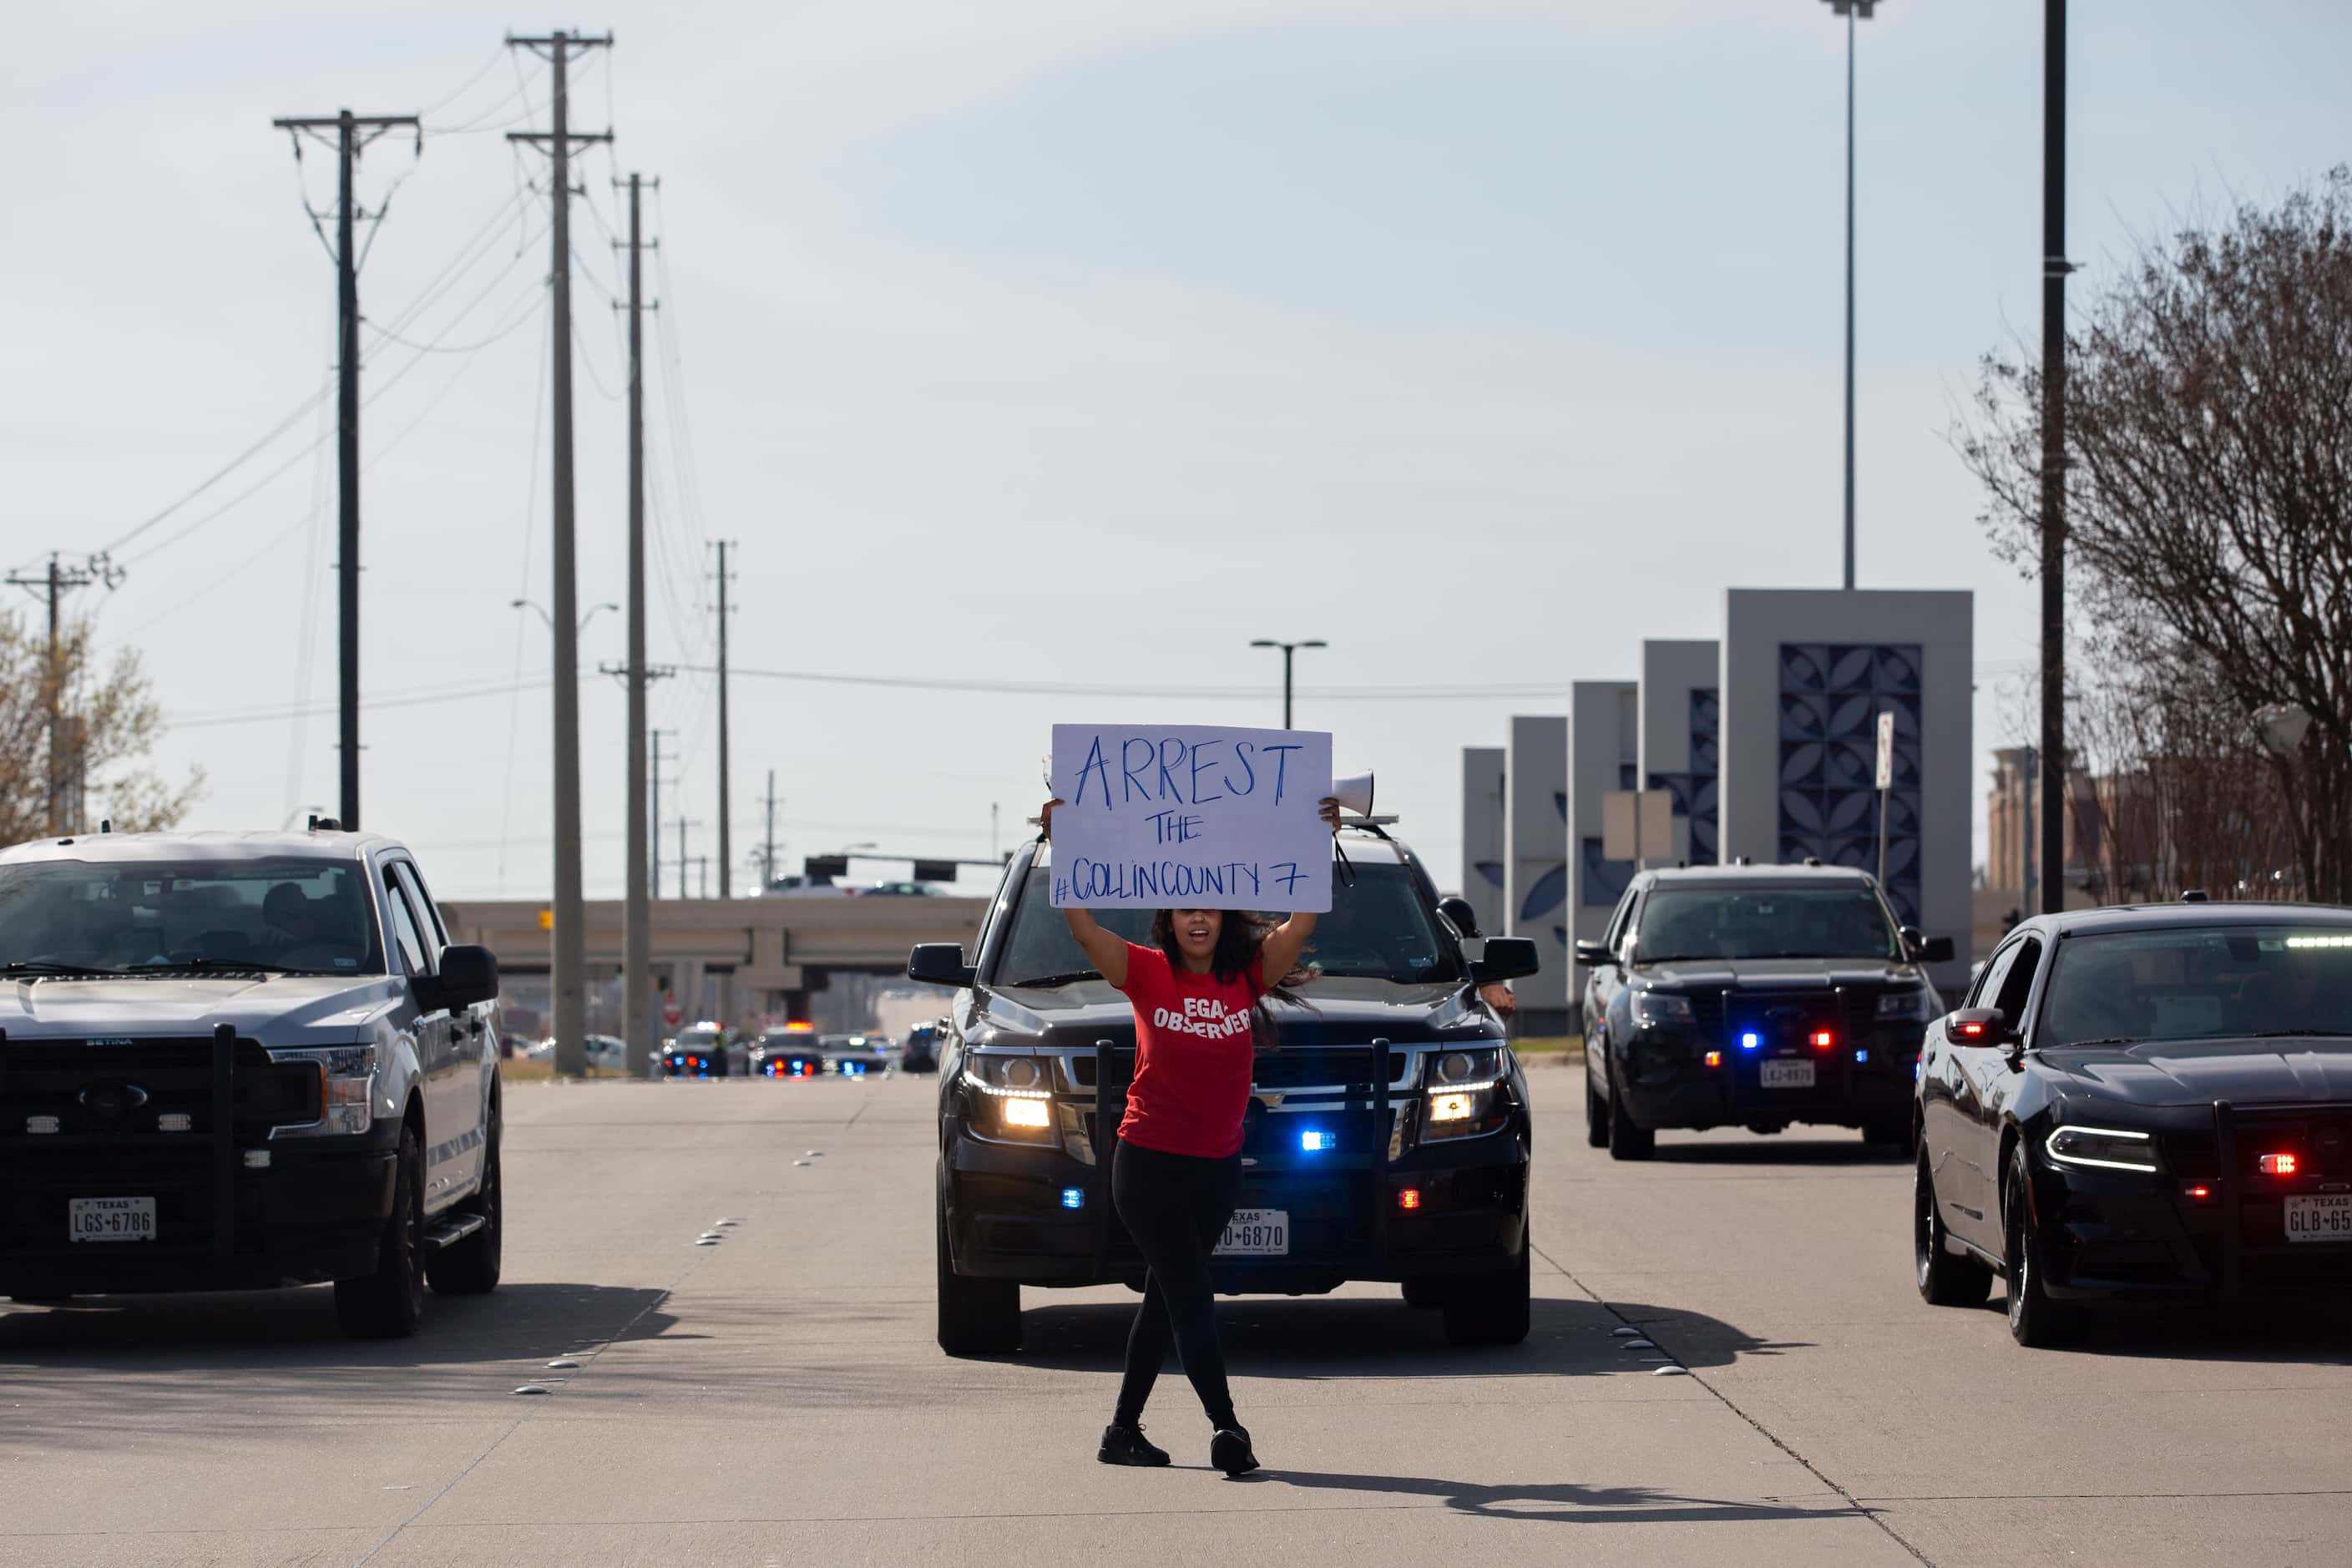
{"left": 1248, "top": 639, "right": 1326, "bottom": 730}
{"left": 1821, "top": 0, "right": 1875, "bottom": 590}
{"left": 2038, "top": 0, "right": 2069, "bottom": 915}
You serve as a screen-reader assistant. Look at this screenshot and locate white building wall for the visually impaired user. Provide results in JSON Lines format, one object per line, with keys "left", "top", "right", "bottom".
{"left": 1503, "top": 715, "right": 1569, "bottom": 1031}
{"left": 1638, "top": 640, "right": 1722, "bottom": 866}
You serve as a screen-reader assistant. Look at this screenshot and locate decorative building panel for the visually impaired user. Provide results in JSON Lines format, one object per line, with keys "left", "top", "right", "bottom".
{"left": 1646, "top": 685, "right": 1719, "bottom": 866}
{"left": 1777, "top": 644, "right": 1922, "bottom": 924}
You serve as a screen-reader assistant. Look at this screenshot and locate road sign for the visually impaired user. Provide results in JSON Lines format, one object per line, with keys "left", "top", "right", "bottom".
{"left": 1601, "top": 789, "right": 1675, "bottom": 863}
{"left": 662, "top": 994, "right": 682, "bottom": 1029}
{"left": 1874, "top": 711, "right": 1895, "bottom": 791}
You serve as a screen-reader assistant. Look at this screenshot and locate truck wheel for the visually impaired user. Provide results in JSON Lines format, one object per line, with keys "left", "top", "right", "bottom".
{"left": 1442, "top": 1227, "right": 1531, "bottom": 1346}
{"left": 1607, "top": 1076, "right": 1655, "bottom": 1161}
{"left": 1914, "top": 1149, "right": 1990, "bottom": 1308}
{"left": 336, "top": 1123, "right": 427, "bottom": 1338}
{"left": 427, "top": 1110, "right": 503, "bottom": 1296}
{"left": 935, "top": 1187, "right": 1019, "bottom": 1357}
{"left": 1584, "top": 1077, "right": 1608, "bottom": 1149}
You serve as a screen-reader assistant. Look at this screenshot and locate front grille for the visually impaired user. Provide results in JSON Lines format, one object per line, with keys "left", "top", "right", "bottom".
{"left": 1251, "top": 1050, "right": 1411, "bottom": 1092}
{"left": 0, "top": 1038, "right": 315, "bottom": 1138}
{"left": 1689, "top": 988, "right": 1727, "bottom": 1041}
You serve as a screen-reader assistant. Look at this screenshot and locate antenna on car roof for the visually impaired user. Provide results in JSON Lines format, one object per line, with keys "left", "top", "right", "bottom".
{"left": 307, "top": 815, "right": 342, "bottom": 832}
{"left": 1803, "top": 856, "right": 1823, "bottom": 867}
{"left": 2180, "top": 888, "right": 2210, "bottom": 903}
{"left": 99, "top": 819, "right": 111, "bottom": 834}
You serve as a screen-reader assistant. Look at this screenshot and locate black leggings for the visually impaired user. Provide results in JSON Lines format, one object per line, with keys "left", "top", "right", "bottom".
{"left": 1110, "top": 1137, "right": 1242, "bottom": 1430}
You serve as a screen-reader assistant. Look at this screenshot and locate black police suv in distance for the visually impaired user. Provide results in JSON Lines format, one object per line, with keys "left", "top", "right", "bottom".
{"left": 1581, "top": 864, "right": 1952, "bottom": 1159}
{"left": 1914, "top": 900, "right": 2352, "bottom": 1347}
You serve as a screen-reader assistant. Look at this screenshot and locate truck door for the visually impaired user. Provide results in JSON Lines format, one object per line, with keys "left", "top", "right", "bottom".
{"left": 380, "top": 861, "right": 464, "bottom": 1211}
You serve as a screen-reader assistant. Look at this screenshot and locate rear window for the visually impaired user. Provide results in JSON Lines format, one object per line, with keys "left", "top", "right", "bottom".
{"left": 989, "top": 861, "right": 1459, "bottom": 988}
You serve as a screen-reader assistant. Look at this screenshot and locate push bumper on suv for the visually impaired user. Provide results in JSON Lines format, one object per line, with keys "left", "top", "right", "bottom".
{"left": 0, "top": 1027, "right": 397, "bottom": 1296}
{"left": 944, "top": 1039, "right": 1529, "bottom": 1293}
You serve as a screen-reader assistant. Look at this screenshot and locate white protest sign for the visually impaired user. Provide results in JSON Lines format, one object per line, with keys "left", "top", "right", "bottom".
{"left": 1050, "top": 723, "right": 1333, "bottom": 913}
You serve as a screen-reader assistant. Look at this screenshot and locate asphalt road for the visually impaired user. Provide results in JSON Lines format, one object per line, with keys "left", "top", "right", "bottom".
{"left": 4, "top": 1069, "right": 2350, "bottom": 1566}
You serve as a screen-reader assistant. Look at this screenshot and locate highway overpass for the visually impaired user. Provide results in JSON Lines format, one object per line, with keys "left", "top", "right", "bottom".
{"left": 438, "top": 894, "right": 989, "bottom": 1026}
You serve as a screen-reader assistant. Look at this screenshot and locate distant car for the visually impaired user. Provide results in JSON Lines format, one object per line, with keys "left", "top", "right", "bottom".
{"left": 761, "top": 877, "right": 850, "bottom": 898}
{"left": 820, "top": 1032, "right": 893, "bottom": 1078}
{"left": 749, "top": 1027, "right": 824, "bottom": 1078}
{"left": 1915, "top": 899, "right": 2352, "bottom": 1347}
{"left": 658, "top": 1022, "right": 743, "bottom": 1078}
{"left": 898, "top": 1020, "right": 946, "bottom": 1074}
{"left": 856, "top": 881, "right": 936, "bottom": 897}
{"left": 584, "top": 1034, "right": 628, "bottom": 1075}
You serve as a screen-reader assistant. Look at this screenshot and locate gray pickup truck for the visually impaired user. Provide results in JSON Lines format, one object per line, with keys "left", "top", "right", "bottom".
{"left": 0, "top": 826, "right": 503, "bottom": 1337}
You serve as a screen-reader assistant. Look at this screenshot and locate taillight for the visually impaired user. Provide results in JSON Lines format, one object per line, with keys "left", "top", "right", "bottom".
{"left": 2260, "top": 1152, "right": 2299, "bottom": 1176}
{"left": 1703, "top": 1050, "right": 1722, "bottom": 1069}
{"left": 1397, "top": 1188, "right": 1423, "bottom": 1211}
{"left": 1810, "top": 1030, "right": 1834, "bottom": 1050}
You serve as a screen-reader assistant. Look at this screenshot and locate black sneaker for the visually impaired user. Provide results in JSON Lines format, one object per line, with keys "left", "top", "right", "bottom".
{"left": 1098, "top": 1422, "right": 1171, "bottom": 1467}
{"left": 1210, "top": 1426, "right": 1260, "bottom": 1476}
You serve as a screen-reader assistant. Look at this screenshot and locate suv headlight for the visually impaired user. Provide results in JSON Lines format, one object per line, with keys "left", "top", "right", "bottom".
{"left": 1422, "top": 1046, "right": 1507, "bottom": 1142}
{"left": 962, "top": 1055, "right": 1056, "bottom": 1143}
{"left": 2046, "top": 1125, "right": 2162, "bottom": 1174}
{"left": 1876, "top": 986, "right": 1937, "bottom": 1022}
{"left": 269, "top": 1044, "right": 377, "bottom": 1137}
{"left": 1630, "top": 991, "right": 1694, "bottom": 1029}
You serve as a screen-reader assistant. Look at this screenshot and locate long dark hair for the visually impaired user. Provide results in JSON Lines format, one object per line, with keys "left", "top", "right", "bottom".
{"left": 1146, "top": 908, "right": 1314, "bottom": 1050}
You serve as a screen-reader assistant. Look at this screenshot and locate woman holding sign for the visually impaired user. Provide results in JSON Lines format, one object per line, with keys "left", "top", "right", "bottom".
{"left": 1039, "top": 793, "right": 1341, "bottom": 1477}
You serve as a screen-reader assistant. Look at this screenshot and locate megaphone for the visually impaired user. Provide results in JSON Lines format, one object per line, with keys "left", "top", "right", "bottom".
{"left": 1333, "top": 771, "right": 1376, "bottom": 817}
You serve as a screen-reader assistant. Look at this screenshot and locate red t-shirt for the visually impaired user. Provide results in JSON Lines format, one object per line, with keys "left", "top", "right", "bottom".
{"left": 1114, "top": 941, "right": 1263, "bottom": 1159}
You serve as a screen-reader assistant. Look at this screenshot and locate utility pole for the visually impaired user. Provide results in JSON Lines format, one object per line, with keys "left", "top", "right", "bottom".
{"left": 675, "top": 815, "right": 700, "bottom": 901}
{"left": 6, "top": 552, "right": 124, "bottom": 834}
{"left": 713, "top": 540, "right": 737, "bottom": 898}
{"left": 2038, "top": 0, "right": 2070, "bottom": 915}
{"left": 269, "top": 108, "right": 419, "bottom": 830}
{"left": 508, "top": 29, "right": 612, "bottom": 1077}
{"left": 649, "top": 728, "right": 672, "bottom": 898}
{"left": 761, "top": 768, "right": 778, "bottom": 892}
{"left": 616, "top": 168, "right": 658, "bottom": 1078}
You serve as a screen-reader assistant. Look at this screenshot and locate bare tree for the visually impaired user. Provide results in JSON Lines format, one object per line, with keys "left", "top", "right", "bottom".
{"left": 0, "top": 612, "right": 201, "bottom": 843}
{"left": 1963, "top": 169, "right": 2352, "bottom": 901}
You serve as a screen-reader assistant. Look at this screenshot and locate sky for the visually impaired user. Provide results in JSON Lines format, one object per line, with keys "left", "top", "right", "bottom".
{"left": 5, "top": 0, "right": 2349, "bottom": 902}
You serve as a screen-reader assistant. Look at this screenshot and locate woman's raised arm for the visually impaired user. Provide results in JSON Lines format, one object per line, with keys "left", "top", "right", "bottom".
{"left": 1042, "top": 799, "right": 1128, "bottom": 988}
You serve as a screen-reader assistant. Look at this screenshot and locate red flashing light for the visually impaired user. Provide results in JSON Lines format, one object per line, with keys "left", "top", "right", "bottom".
{"left": 1960, "top": 1021, "right": 1985, "bottom": 1039}
{"left": 2260, "top": 1152, "right": 2299, "bottom": 1176}
{"left": 1704, "top": 1050, "right": 1722, "bottom": 1069}
{"left": 1811, "top": 1030, "right": 1835, "bottom": 1050}
{"left": 2188, "top": 1185, "right": 2212, "bottom": 1201}
{"left": 1397, "top": 1189, "right": 1423, "bottom": 1211}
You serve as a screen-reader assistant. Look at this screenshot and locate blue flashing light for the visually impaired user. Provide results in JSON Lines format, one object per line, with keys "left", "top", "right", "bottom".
{"left": 790, "top": 1060, "right": 805, "bottom": 1073}
{"left": 1060, "top": 1187, "right": 1085, "bottom": 1210}
{"left": 1301, "top": 1130, "right": 1335, "bottom": 1153}
{"left": 1740, "top": 1031, "right": 1761, "bottom": 1051}
{"left": 1854, "top": 1050, "right": 1870, "bottom": 1064}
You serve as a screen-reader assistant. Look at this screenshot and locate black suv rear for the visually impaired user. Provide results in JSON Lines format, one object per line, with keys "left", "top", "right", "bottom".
{"left": 909, "top": 827, "right": 1540, "bottom": 1356}
{"left": 1580, "top": 864, "right": 1955, "bottom": 1158}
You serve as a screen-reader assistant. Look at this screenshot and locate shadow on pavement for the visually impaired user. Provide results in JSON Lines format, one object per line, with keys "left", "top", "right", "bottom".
{"left": 1003, "top": 1294, "right": 1808, "bottom": 1377}
{"left": 1235, "top": 1469, "right": 1855, "bottom": 1525}
{"left": 1650, "top": 1135, "right": 1908, "bottom": 1166}
{"left": 0, "top": 1281, "right": 679, "bottom": 1369}
{"left": 1984, "top": 1292, "right": 2352, "bottom": 1364}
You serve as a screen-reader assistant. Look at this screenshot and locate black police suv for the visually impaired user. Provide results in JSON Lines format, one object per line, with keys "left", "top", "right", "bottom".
{"left": 1914, "top": 899, "right": 2352, "bottom": 1347}
{"left": 908, "top": 826, "right": 1540, "bottom": 1356}
{"left": 1580, "top": 864, "right": 1954, "bottom": 1159}
{"left": 748, "top": 1027, "right": 824, "bottom": 1078}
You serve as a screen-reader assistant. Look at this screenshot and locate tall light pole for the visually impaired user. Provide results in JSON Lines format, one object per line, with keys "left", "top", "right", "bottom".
{"left": 1821, "top": 0, "right": 1875, "bottom": 591}
{"left": 2038, "top": 0, "right": 2069, "bottom": 914}
{"left": 1248, "top": 639, "right": 1326, "bottom": 730}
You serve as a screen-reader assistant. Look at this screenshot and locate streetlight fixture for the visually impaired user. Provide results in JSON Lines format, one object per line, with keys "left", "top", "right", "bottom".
{"left": 1248, "top": 639, "right": 1326, "bottom": 730}
{"left": 1820, "top": 0, "right": 1876, "bottom": 591}
{"left": 513, "top": 598, "right": 619, "bottom": 633}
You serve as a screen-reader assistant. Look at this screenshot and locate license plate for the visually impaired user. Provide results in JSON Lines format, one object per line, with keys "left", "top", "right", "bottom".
{"left": 1759, "top": 1060, "right": 1816, "bottom": 1090}
{"left": 2284, "top": 1194, "right": 2352, "bottom": 1244}
{"left": 1214, "top": 1208, "right": 1288, "bottom": 1257}
{"left": 69, "top": 1196, "right": 156, "bottom": 1244}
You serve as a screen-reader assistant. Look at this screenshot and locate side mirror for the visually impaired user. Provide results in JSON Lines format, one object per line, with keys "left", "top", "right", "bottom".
{"left": 1436, "top": 895, "right": 1482, "bottom": 939}
{"left": 908, "top": 943, "right": 977, "bottom": 989}
{"left": 427, "top": 944, "right": 499, "bottom": 1011}
{"left": 1572, "top": 938, "right": 1615, "bottom": 969}
{"left": 1944, "top": 1006, "right": 2008, "bottom": 1046}
{"left": 1470, "top": 936, "right": 1539, "bottom": 984}
{"left": 1902, "top": 927, "right": 1958, "bottom": 964}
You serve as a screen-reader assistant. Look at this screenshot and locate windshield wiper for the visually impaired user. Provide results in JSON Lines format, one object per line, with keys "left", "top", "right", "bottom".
{"left": 1, "top": 959, "right": 132, "bottom": 978}
{"left": 122, "top": 958, "right": 336, "bottom": 977}
{"left": 2243, "top": 1029, "right": 2352, "bottom": 1039}
{"left": 2056, "top": 1037, "right": 2142, "bottom": 1049}
{"left": 1001, "top": 970, "right": 1100, "bottom": 989}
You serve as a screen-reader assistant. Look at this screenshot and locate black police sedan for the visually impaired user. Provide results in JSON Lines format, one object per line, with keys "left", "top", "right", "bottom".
{"left": 908, "top": 827, "right": 1540, "bottom": 1357}
{"left": 1579, "top": 865, "right": 1953, "bottom": 1159}
{"left": 1914, "top": 899, "right": 2352, "bottom": 1347}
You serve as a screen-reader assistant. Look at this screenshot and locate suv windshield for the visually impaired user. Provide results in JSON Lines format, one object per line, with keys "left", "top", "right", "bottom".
{"left": 1636, "top": 885, "right": 1899, "bottom": 963}
{"left": 992, "top": 861, "right": 1460, "bottom": 987}
{"left": 2041, "top": 925, "right": 2352, "bottom": 1047}
{"left": 0, "top": 857, "right": 383, "bottom": 975}
{"left": 676, "top": 1029, "right": 721, "bottom": 1050}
